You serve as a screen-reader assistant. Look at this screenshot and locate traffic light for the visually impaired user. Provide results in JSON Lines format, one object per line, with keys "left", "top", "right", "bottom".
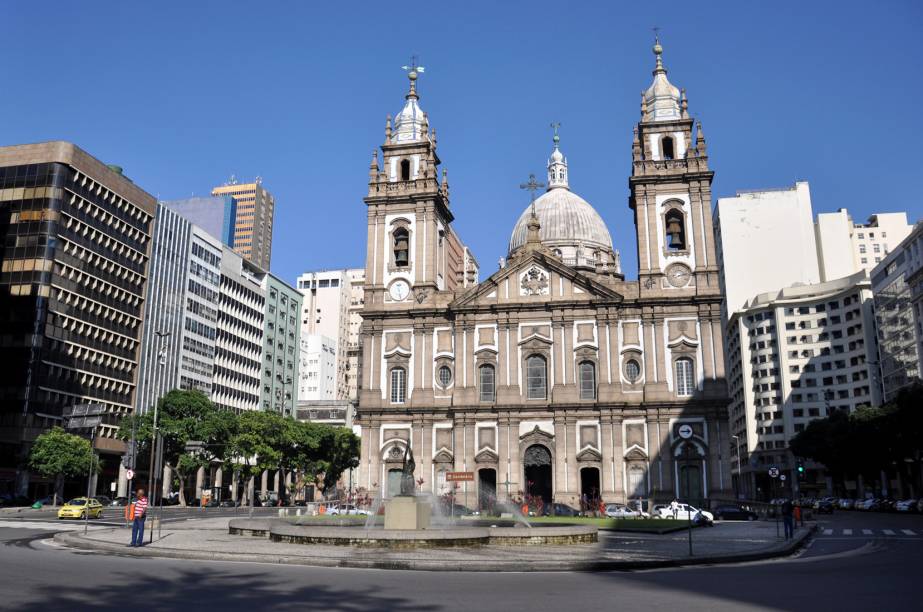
{"left": 796, "top": 460, "right": 805, "bottom": 479}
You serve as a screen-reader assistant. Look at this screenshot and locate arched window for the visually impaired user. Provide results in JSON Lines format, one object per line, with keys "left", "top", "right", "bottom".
{"left": 390, "top": 367, "right": 406, "bottom": 404}
{"left": 661, "top": 135, "right": 675, "bottom": 160}
{"left": 393, "top": 227, "right": 409, "bottom": 267}
{"left": 675, "top": 358, "right": 694, "bottom": 397}
{"left": 438, "top": 365, "right": 452, "bottom": 388}
{"left": 400, "top": 159, "right": 411, "bottom": 181}
{"left": 526, "top": 355, "right": 547, "bottom": 400}
{"left": 479, "top": 364, "right": 495, "bottom": 402}
{"left": 579, "top": 361, "right": 596, "bottom": 400}
{"left": 665, "top": 209, "right": 686, "bottom": 251}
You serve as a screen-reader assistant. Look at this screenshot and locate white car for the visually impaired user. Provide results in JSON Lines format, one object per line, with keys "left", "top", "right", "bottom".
{"left": 604, "top": 503, "right": 641, "bottom": 518}
{"left": 655, "top": 503, "right": 714, "bottom": 523}
{"left": 895, "top": 499, "right": 918, "bottom": 512}
{"left": 327, "top": 504, "right": 370, "bottom": 516}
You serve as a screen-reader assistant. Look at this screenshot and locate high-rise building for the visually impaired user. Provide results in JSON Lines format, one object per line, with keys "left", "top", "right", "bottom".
{"left": 259, "top": 274, "right": 302, "bottom": 416}
{"left": 211, "top": 179, "right": 274, "bottom": 269}
{"left": 0, "top": 142, "right": 156, "bottom": 497}
{"left": 725, "top": 271, "right": 878, "bottom": 498}
{"left": 816, "top": 210, "right": 912, "bottom": 281}
{"left": 872, "top": 222, "right": 923, "bottom": 402}
{"left": 346, "top": 268, "right": 365, "bottom": 401}
{"left": 161, "top": 196, "right": 236, "bottom": 248}
{"left": 297, "top": 335, "right": 337, "bottom": 400}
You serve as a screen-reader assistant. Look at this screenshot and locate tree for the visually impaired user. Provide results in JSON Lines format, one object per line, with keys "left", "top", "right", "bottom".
{"left": 29, "top": 427, "right": 99, "bottom": 506}
{"left": 227, "top": 410, "right": 285, "bottom": 510}
{"left": 118, "top": 389, "right": 230, "bottom": 506}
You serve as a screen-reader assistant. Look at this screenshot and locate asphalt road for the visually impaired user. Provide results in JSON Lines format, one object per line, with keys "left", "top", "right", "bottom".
{"left": 0, "top": 510, "right": 919, "bottom": 611}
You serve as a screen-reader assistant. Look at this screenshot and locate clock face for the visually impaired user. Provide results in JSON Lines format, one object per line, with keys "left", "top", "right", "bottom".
{"left": 666, "top": 264, "right": 692, "bottom": 288}
{"left": 389, "top": 280, "right": 410, "bottom": 301}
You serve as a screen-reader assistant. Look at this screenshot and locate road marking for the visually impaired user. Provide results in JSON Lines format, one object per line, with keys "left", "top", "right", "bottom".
{"left": 862, "top": 529, "right": 873, "bottom": 535}
{"left": 0, "top": 520, "right": 103, "bottom": 531}
{"left": 901, "top": 529, "right": 916, "bottom": 536}
{"left": 883, "top": 529, "right": 895, "bottom": 535}
{"left": 842, "top": 529, "right": 852, "bottom": 535}
{"left": 823, "top": 529, "right": 833, "bottom": 535}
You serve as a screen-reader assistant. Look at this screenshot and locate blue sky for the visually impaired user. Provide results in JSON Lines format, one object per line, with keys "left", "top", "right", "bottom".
{"left": 4, "top": 1, "right": 922, "bottom": 285}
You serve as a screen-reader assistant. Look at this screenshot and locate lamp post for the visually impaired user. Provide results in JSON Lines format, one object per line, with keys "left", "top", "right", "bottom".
{"left": 146, "top": 330, "right": 170, "bottom": 544}
{"left": 731, "top": 434, "right": 743, "bottom": 500}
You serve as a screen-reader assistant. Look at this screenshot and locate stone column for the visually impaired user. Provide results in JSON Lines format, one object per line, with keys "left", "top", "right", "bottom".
{"left": 161, "top": 465, "right": 173, "bottom": 499}
{"left": 117, "top": 464, "right": 128, "bottom": 498}
{"left": 273, "top": 470, "right": 280, "bottom": 495}
{"left": 600, "top": 415, "right": 616, "bottom": 500}
{"left": 260, "top": 470, "right": 269, "bottom": 496}
{"left": 247, "top": 476, "right": 255, "bottom": 506}
{"left": 497, "top": 417, "right": 509, "bottom": 502}
{"left": 215, "top": 467, "right": 223, "bottom": 489}
{"left": 231, "top": 470, "right": 239, "bottom": 502}
{"left": 420, "top": 419, "right": 431, "bottom": 494}
{"left": 508, "top": 419, "right": 521, "bottom": 501}
{"left": 195, "top": 466, "right": 205, "bottom": 500}
{"left": 613, "top": 419, "right": 624, "bottom": 503}
{"left": 553, "top": 415, "right": 567, "bottom": 502}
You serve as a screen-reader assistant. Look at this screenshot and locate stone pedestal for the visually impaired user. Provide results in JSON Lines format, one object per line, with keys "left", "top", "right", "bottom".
{"left": 384, "top": 496, "right": 432, "bottom": 530}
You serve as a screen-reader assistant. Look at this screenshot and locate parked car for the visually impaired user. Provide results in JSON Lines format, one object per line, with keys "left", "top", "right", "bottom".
{"left": 604, "top": 503, "right": 642, "bottom": 519}
{"left": 837, "top": 498, "right": 856, "bottom": 510}
{"left": 654, "top": 503, "right": 714, "bottom": 524}
{"left": 895, "top": 499, "right": 918, "bottom": 513}
{"left": 92, "top": 495, "right": 112, "bottom": 507}
{"left": 57, "top": 497, "right": 103, "bottom": 520}
{"left": 327, "top": 504, "right": 370, "bottom": 516}
{"left": 109, "top": 496, "right": 137, "bottom": 507}
{"left": 713, "top": 504, "right": 759, "bottom": 521}
{"left": 814, "top": 500, "right": 835, "bottom": 514}
{"left": 855, "top": 498, "right": 880, "bottom": 511}
{"left": 545, "top": 503, "right": 580, "bottom": 517}
{"left": 219, "top": 499, "right": 240, "bottom": 508}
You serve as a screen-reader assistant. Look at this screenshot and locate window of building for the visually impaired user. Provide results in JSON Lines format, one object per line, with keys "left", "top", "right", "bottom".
{"left": 393, "top": 228, "right": 410, "bottom": 267}
{"left": 479, "top": 364, "right": 496, "bottom": 402}
{"left": 438, "top": 365, "right": 452, "bottom": 388}
{"left": 390, "top": 367, "right": 406, "bottom": 404}
{"left": 526, "top": 355, "right": 547, "bottom": 400}
{"left": 625, "top": 359, "right": 641, "bottom": 382}
{"left": 579, "top": 361, "right": 596, "bottom": 399}
{"left": 661, "top": 135, "right": 675, "bottom": 160}
{"left": 400, "top": 159, "right": 411, "bottom": 181}
{"left": 675, "top": 357, "right": 694, "bottom": 397}
{"left": 859, "top": 244, "right": 867, "bottom": 254}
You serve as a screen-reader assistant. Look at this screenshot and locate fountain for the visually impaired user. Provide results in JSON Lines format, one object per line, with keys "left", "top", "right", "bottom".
{"left": 383, "top": 445, "right": 431, "bottom": 530}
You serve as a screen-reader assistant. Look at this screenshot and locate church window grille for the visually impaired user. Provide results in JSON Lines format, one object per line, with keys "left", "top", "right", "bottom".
{"left": 579, "top": 361, "right": 596, "bottom": 399}
{"left": 526, "top": 355, "right": 547, "bottom": 400}
{"left": 625, "top": 359, "right": 641, "bottom": 383}
{"left": 675, "top": 358, "right": 694, "bottom": 397}
{"left": 479, "top": 364, "right": 495, "bottom": 402}
{"left": 400, "top": 159, "right": 411, "bottom": 181}
{"left": 665, "top": 209, "right": 686, "bottom": 251}
{"left": 393, "top": 228, "right": 410, "bottom": 267}
{"left": 661, "top": 136, "right": 675, "bottom": 160}
{"left": 438, "top": 365, "right": 452, "bottom": 388}
{"left": 390, "top": 367, "right": 406, "bottom": 404}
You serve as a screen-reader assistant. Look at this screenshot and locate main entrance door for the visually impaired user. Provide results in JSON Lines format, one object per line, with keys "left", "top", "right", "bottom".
{"left": 580, "top": 467, "right": 601, "bottom": 511}
{"left": 523, "top": 445, "right": 553, "bottom": 507}
{"left": 679, "top": 463, "right": 703, "bottom": 506}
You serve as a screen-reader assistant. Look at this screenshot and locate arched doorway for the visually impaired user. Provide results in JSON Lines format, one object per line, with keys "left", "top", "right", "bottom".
{"left": 580, "top": 467, "right": 601, "bottom": 512}
{"left": 523, "top": 444, "right": 553, "bottom": 508}
{"left": 478, "top": 468, "right": 497, "bottom": 514}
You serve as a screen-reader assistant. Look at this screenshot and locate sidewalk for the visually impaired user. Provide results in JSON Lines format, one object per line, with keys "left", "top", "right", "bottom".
{"left": 54, "top": 516, "right": 815, "bottom": 572}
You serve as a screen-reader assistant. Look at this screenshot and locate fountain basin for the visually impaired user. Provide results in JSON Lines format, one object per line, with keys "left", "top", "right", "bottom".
{"left": 229, "top": 518, "right": 597, "bottom": 548}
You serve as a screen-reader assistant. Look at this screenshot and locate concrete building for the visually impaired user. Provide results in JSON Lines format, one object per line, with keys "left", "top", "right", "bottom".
{"left": 259, "top": 274, "right": 302, "bottom": 416}
{"left": 136, "top": 204, "right": 223, "bottom": 414}
{"left": 816, "top": 210, "right": 912, "bottom": 281}
{"left": 356, "top": 43, "right": 731, "bottom": 508}
{"left": 295, "top": 399, "right": 355, "bottom": 427}
{"left": 725, "top": 271, "right": 878, "bottom": 499}
{"left": 0, "top": 142, "right": 156, "bottom": 498}
{"left": 161, "top": 196, "right": 236, "bottom": 248}
{"left": 298, "top": 334, "right": 337, "bottom": 400}
{"left": 212, "top": 248, "right": 265, "bottom": 413}
{"left": 211, "top": 179, "right": 274, "bottom": 269}
{"left": 347, "top": 268, "right": 365, "bottom": 400}
{"left": 297, "top": 268, "right": 362, "bottom": 400}
{"left": 872, "top": 222, "right": 923, "bottom": 402}
{"left": 714, "top": 182, "right": 820, "bottom": 320}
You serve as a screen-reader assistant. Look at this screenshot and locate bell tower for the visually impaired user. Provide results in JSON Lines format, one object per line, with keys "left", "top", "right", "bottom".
{"left": 364, "top": 62, "right": 457, "bottom": 306}
{"left": 628, "top": 38, "right": 720, "bottom": 295}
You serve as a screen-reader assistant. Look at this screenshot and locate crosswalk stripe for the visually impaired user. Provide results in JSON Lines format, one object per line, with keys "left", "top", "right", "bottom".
{"left": 862, "top": 529, "right": 873, "bottom": 535}
{"left": 842, "top": 529, "right": 852, "bottom": 535}
{"left": 901, "top": 529, "right": 916, "bottom": 536}
{"left": 883, "top": 529, "right": 895, "bottom": 535}
{"left": 823, "top": 529, "right": 833, "bottom": 535}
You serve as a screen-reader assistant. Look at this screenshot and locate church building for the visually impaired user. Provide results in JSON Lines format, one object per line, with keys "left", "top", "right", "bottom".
{"left": 356, "top": 41, "right": 731, "bottom": 509}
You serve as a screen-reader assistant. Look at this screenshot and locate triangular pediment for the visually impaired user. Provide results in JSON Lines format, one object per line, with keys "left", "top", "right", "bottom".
{"left": 576, "top": 446, "right": 603, "bottom": 462}
{"left": 474, "top": 446, "right": 499, "bottom": 463}
{"left": 432, "top": 447, "right": 454, "bottom": 463}
{"left": 449, "top": 251, "right": 623, "bottom": 310}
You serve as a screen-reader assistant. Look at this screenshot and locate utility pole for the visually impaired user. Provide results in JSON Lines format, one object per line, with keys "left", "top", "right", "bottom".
{"left": 147, "top": 330, "right": 170, "bottom": 544}
{"left": 731, "top": 434, "right": 743, "bottom": 500}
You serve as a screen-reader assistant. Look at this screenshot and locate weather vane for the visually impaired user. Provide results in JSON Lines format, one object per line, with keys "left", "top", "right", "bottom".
{"left": 402, "top": 55, "right": 425, "bottom": 78}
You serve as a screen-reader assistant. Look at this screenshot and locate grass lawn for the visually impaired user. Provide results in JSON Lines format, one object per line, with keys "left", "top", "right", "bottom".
{"left": 528, "top": 516, "right": 693, "bottom": 533}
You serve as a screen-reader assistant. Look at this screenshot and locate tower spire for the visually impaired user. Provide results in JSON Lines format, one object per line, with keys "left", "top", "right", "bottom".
{"left": 546, "top": 123, "right": 569, "bottom": 190}
{"left": 642, "top": 32, "right": 682, "bottom": 122}
{"left": 401, "top": 56, "right": 424, "bottom": 100}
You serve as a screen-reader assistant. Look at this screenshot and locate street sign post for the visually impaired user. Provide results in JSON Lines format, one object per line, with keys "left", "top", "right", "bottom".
{"left": 780, "top": 474, "right": 787, "bottom": 481}
{"left": 678, "top": 424, "right": 694, "bottom": 439}
{"left": 768, "top": 467, "right": 780, "bottom": 478}
{"left": 126, "top": 469, "right": 135, "bottom": 480}
{"left": 768, "top": 467, "right": 780, "bottom": 538}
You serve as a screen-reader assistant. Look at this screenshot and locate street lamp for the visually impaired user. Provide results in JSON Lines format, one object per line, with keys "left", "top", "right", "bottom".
{"left": 146, "top": 330, "right": 170, "bottom": 544}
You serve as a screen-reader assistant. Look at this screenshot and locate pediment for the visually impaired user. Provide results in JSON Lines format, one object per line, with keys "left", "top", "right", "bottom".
{"left": 576, "top": 446, "right": 602, "bottom": 462}
{"left": 432, "top": 447, "right": 454, "bottom": 463}
{"left": 623, "top": 444, "right": 648, "bottom": 460}
{"left": 474, "top": 447, "right": 499, "bottom": 464}
{"left": 449, "top": 251, "right": 623, "bottom": 309}
{"left": 519, "top": 424, "right": 555, "bottom": 444}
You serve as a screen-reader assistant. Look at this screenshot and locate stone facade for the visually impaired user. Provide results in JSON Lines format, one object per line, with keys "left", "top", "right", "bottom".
{"left": 356, "top": 47, "right": 731, "bottom": 509}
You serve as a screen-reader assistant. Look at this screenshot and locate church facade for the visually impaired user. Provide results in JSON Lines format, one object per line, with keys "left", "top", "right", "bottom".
{"left": 355, "top": 43, "right": 731, "bottom": 509}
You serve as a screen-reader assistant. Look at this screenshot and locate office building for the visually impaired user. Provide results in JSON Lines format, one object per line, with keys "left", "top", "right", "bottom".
{"left": 0, "top": 142, "right": 155, "bottom": 497}
{"left": 161, "top": 196, "right": 236, "bottom": 248}
{"left": 872, "top": 222, "right": 923, "bottom": 402}
{"left": 259, "top": 274, "right": 302, "bottom": 415}
{"left": 726, "top": 271, "right": 878, "bottom": 498}
{"left": 298, "top": 335, "right": 337, "bottom": 401}
{"left": 346, "top": 268, "right": 365, "bottom": 401}
{"left": 816, "top": 210, "right": 912, "bottom": 281}
{"left": 211, "top": 179, "right": 274, "bottom": 269}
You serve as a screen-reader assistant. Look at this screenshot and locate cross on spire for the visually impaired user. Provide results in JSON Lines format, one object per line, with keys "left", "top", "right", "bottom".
{"left": 550, "top": 122, "right": 561, "bottom": 146}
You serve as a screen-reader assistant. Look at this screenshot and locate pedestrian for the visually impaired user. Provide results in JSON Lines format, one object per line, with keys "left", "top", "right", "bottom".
{"left": 781, "top": 499, "right": 794, "bottom": 540}
{"left": 670, "top": 499, "right": 679, "bottom": 519}
{"left": 129, "top": 488, "right": 149, "bottom": 547}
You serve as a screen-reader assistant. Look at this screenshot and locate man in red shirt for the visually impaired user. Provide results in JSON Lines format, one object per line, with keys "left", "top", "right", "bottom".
{"left": 129, "top": 488, "right": 149, "bottom": 547}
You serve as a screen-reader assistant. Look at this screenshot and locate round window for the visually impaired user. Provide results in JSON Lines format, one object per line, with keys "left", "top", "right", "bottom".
{"left": 438, "top": 365, "right": 452, "bottom": 387}
{"left": 625, "top": 359, "right": 641, "bottom": 383}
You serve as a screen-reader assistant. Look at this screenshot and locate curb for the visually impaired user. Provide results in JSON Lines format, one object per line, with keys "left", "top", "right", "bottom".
{"left": 54, "top": 525, "right": 815, "bottom": 572}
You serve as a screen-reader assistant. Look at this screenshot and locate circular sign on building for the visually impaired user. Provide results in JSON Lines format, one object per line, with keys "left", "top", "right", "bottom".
{"left": 768, "top": 467, "right": 779, "bottom": 478}
{"left": 678, "top": 424, "right": 694, "bottom": 439}
{"left": 126, "top": 469, "right": 135, "bottom": 480}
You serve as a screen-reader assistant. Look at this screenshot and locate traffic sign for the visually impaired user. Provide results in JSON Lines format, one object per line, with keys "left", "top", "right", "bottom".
{"left": 768, "top": 467, "right": 780, "bottom": 478}
{"left": 446, "top": 471, "right": 474, "bottom": 482}
{"left": 126, "top": 469, "right": 135, "bottom": 480}
{"left": 780, "top": 474, "right": 787, "bottom": 481}
{"left": 678, "top": 424, "right": 694, "bottom": 439}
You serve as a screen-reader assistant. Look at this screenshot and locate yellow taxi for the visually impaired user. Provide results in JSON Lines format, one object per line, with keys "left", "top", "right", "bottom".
{"left": 57, "top": 497, "right": 104, "bottom": 520}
